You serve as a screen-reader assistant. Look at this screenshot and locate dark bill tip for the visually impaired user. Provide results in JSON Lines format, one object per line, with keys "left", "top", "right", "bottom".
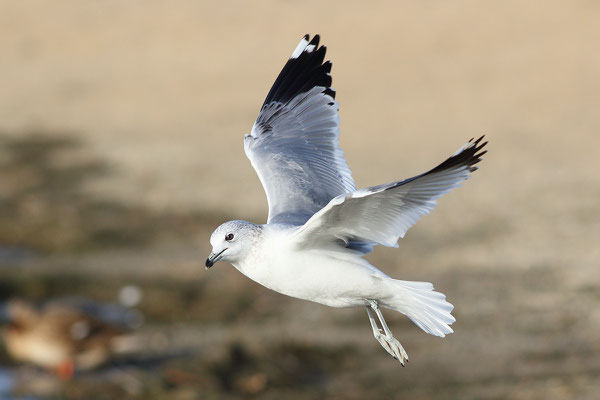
{"left": 205, "top": 258, "right": 213, "bottom": 269}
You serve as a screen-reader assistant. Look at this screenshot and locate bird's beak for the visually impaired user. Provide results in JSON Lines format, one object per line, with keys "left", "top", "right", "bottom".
{"left": 205, "top": 249, "right": 226, "bottom": 270}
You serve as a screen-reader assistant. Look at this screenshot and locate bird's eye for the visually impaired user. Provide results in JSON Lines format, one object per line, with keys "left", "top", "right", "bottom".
{"left": 225, "top": 233, "right": 234, "bottom": 241}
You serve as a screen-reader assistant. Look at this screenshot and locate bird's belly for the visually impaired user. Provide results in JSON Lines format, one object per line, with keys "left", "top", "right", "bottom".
{"left": 234, "top": 249, "right": 381, "bottom": 308}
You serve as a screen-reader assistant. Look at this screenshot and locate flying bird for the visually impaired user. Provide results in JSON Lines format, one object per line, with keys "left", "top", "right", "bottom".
{"left": 206, "top": 34, "right": 487, "bottom": 364}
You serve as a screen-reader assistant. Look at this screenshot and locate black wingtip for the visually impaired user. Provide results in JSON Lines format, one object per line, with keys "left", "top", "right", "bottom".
{"left": 429, "top": 135, "right": 488, "bottom": 175}
{"left": 262, "top": 34, "right": 335, "bottom": 107}
{"left": 309, "top": 34, "right": 320, "bottom": 48}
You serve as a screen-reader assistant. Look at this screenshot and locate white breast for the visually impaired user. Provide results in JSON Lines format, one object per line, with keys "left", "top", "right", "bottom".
{"left": 233, "top": 227, "right": 385, "bottom": 308}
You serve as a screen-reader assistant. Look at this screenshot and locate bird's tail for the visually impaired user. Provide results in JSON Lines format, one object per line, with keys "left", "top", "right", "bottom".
{"left": 379, "top": 278, "right": 455, "bottom": 337}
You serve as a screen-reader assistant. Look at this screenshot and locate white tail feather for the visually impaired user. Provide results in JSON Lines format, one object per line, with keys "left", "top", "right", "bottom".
{"left": 380, "top": 279, "right": 455, "bottom": 337}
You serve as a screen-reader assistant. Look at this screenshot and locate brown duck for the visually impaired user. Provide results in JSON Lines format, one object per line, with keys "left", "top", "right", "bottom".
{"left": 2, "top": 299, "right": 139, "bottom": 379}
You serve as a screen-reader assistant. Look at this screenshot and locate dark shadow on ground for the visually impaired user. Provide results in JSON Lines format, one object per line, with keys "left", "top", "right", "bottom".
{"left": 0, "top": 131, "right": 219, "bottom": 254}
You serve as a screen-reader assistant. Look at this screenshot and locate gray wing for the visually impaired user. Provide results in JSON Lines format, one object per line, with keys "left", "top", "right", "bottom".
{"left": 244, "top": 35, "right": 355, "bottom": 226}
{"left": 293, "top": 137, "right": 487, "bottom": 250}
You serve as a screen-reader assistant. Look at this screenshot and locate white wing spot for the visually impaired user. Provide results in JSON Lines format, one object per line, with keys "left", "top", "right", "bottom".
{"left": 291, "top": 37, "right": 309, "bottom": 59}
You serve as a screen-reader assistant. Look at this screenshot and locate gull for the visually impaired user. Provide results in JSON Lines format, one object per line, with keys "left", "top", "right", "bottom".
{"left": 206, "top": 34, "right": 487, "bottom": 364}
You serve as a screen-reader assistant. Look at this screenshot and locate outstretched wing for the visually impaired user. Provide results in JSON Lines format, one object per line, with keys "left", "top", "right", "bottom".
{"left": 293, "top": 137, "right": 488, "bottom": 250}
{"left": 244, "top": 35, "right": 356, "bottom": 226}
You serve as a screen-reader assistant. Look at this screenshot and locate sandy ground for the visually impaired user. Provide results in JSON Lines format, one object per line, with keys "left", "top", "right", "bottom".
{"left": 1, "top": 1, "right": 599, "bottom": 399}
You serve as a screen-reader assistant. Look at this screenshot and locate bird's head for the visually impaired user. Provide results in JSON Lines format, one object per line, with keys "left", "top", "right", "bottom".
{"left": 205, "top": 220, "right": 261, "bottom": 269}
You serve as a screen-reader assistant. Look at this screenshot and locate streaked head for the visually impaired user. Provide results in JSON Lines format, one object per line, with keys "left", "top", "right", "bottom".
{"left": 205, "top": 220, "right": 261, "bottom": 269}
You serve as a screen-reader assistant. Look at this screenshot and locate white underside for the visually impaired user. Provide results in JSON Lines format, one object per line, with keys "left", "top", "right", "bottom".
{"left": 235, "top": 246, "right": 385, "bottom": 308}
{"left": 232, "top": 225, "right": 455, "bottom": 337}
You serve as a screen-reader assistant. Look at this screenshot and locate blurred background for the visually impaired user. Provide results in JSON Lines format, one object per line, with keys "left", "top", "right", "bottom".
{"left": 1, "top": 0, "right": 599, "bottom": 399}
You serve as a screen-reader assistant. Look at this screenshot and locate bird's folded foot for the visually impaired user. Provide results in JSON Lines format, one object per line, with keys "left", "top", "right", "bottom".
{"left": 366, "top": 300, "right": 409, "bottom": 365}
{"left": 374, "top": 331, "right": 409, "bottom": 365}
